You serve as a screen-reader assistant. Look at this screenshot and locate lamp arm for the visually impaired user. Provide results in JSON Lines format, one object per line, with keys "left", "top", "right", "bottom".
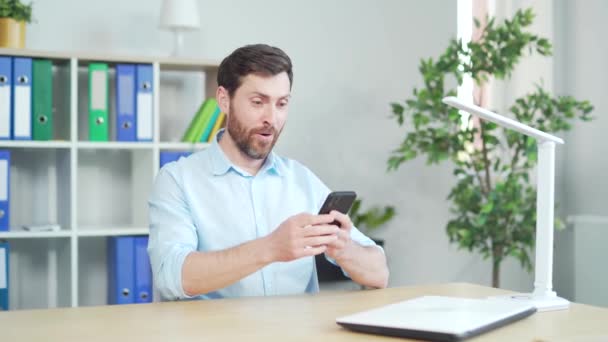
{"left": 533, "top": 140, "right": 557, "bottom": 297}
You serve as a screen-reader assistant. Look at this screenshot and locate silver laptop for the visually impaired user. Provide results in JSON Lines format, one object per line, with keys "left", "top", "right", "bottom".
{"left": 336, "top": 296, "right": 536, "bottom": 341}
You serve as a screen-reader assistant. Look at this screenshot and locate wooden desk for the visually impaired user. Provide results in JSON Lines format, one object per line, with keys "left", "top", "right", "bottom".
{"left": 1, "top": 283, "right": 607, "bottom": 341}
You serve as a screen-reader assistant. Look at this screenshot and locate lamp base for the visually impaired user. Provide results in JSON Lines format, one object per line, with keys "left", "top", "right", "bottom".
{"left": 170, "top": 30, "right": 184, "bottom": 57}
{"left": 488, "top": 292, "right": 570, "bottom": 312}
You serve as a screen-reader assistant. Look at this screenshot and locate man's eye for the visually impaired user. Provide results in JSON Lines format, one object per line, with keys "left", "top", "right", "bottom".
{"left": 252, "top": 100, "right": 263, "bottom": 105}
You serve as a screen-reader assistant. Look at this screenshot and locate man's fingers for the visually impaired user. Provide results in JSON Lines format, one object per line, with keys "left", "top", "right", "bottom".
{"left": 325, "top": 238, "right": 344, "bottom": 250}
{"left": 322, "top": 229, "right": 347, "bottom": 250}
{"left": 301, "top": 224, "right": 340, "bottom": 237}
{"left": 299, "top": 213, "right": 336, "bottom": 226}
{"left": 330, "top": 210, "right": 352, "bottom": 230}
{"left": 301, "top": 245, "right": 327, "bottom": 257}
{"left": 303, "top": 235, "right": 338, "bottom": 247}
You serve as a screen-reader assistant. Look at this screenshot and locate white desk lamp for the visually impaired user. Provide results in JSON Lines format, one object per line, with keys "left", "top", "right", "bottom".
{"left": 159, "top": 0, "right": 201, "bottom": 56}
{"left": 443, "top": 96, "right": 570, "bottom": 312}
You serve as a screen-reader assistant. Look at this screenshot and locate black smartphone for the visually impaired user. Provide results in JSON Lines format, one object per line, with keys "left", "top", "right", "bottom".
{"left": 318, "top": 191, "right": 357, "bottom": 227}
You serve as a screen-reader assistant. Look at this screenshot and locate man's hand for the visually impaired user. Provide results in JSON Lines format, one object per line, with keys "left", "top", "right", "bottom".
{"left": 321, "top": 210, "right": 389, "bottom": 288}
{"left": 265, "top": 213, "right": 340, "bottom": 262}
{"left": 324, "top": 210, "right": 354, "bottom": 261}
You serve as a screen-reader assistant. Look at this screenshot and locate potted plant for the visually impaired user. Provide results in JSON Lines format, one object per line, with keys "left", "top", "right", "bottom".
{"left": 0, "top": 0, "right": 33, "bottom": 49}
{"left": 316, "top": 199, "right": 395, "bottom": 282}
{"left": 387, "top": 8, "right": 593, "bottom": 288}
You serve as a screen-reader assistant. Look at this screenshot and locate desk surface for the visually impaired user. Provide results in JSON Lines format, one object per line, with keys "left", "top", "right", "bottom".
{"left": 1, "top": 283, "right": 607, "bottom": 341}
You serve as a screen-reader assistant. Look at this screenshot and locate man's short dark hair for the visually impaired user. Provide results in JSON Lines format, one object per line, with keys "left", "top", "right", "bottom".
{"left": 217, "top": 44, "right": 293, "bottom": 96}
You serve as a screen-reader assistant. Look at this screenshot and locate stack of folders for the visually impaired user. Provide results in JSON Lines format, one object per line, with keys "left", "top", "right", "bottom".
{"left": 107, "top": 236, "right": 153, "bottom": 305}
{"left": 0, "top": 241, "right": 8, "bottom": 311}
{"left": 0, "top": 150, "right": 9, "bottom": 232}
{"left": 88, "top": 63, "right": 154, "bottom": 142}
{"left": 181, "top": 98, "right": 226, "bottom": 143}
{"left": 0, "top": 56, "right": 54, "bottom": 140}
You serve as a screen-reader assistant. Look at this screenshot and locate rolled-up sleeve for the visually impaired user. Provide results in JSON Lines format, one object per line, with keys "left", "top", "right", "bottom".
{"left": 148, "top": 165, "right": 198, "bottom": 300}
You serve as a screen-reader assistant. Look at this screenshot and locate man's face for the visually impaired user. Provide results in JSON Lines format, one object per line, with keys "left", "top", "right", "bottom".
{"left": 225, "top": 72, "right": 291, "bottom": 160}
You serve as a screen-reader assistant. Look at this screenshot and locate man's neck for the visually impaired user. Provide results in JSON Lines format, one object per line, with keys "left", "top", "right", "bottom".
{"left": 218, "top": 131, "right": 266, "bottom": 176}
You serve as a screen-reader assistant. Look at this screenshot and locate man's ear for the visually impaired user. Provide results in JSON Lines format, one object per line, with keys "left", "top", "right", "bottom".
{"left": 216, "top": 86, "right": 230, "bottom": 115}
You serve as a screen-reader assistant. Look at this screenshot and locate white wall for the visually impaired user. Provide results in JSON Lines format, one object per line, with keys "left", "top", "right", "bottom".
{"left": 552, "top": 0, "right": 608, "bottom": 303}
{"left": 555, "top": 0, "right": 608, "bottom": 216}
{"left": 25, "top": 0, "right": 533, "bottom": 291}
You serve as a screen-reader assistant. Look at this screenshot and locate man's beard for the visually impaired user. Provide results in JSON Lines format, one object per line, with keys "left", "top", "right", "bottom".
{"left": 226, "top": 109, "right": 282, "bottom": 160}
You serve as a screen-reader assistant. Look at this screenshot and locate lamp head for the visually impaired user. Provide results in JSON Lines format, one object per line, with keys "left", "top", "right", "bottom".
{"left": 442, "top": 96, "right": 564, "bottom": 145}
{"left": 159, "top": 0, "right": 201, "bottom": 31}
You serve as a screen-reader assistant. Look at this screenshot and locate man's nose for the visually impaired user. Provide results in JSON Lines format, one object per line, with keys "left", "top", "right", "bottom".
{"left": 262, "top": 104, "right": 279, "bottom": 123}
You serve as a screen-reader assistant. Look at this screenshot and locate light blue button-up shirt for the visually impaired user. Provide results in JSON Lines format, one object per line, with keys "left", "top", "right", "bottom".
{"left": 148, "top": 130, "right": 378, "bottom": 300}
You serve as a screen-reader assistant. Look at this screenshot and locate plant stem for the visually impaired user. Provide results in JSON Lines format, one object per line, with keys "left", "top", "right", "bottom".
{"left": 473, "top": 164, "right": 487, "bottom": 195}
{"left": 480, "top": 123, "right": 493, "bottom": 193}
{"left": 464, "top": 132, "right": 489, "bottom": 195}
{"left": 472, "top": 91, "right": 492, "bottom": 193}
{"left": 510, "top": 139, "right": 524, "bottom": 171}
{"left": 502, "top": 213, "right": 514, "bottom": 251}
{"left": 492, "top": 243, "right": 503, "bottom": 288}
{"left": 476, "top": 173, "right": 487, "bottom": 195}
{"left": 492, "top": 259, "right": 500, "bottom": 288}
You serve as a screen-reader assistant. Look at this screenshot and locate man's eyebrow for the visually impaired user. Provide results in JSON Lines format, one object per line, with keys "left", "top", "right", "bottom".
{"left": 249, "top": 92, "right": 291, "bottom": 100}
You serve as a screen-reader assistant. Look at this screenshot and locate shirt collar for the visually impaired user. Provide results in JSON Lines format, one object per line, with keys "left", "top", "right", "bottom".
{"left": 209, "top": 129, "right": 283, "bottom": 177}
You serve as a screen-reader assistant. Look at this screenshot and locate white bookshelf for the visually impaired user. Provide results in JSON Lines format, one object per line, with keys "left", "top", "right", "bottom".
{"left": 0, "top": 231, "right": 73, "bottom": 239}
{"left": 77, "top": 142, "right": 156, "bottom": 150}
{"left": 77, "top": 227, "right": 150, "bottom": 237}
{"left": 0, "top": 141, "right": 72, "bottom": 149}
{"left": 0, "top": 48, "right": 219, "bottom": 310}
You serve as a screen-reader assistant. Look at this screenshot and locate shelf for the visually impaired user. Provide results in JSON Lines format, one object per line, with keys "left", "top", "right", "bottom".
{"left": 158, "top": 142, "right": 210, "bottom": 151}
{"left": 10, "top": 149, "right": 72, "bottom": 233}
{"left": 0, "top": 48, "right": 219, "bottom": 309}
{"left": 0, "top": 48, "right": 220, "bottom": 70}
{"left": 0, "top": 48, "right": 73, "bottom": 62}
{"left": 0, "top": 228, "right": 151, "bottom": 238}
{"left": 8, "top": 238, "right": 72, "bottom": 310}
{"left": 77, "top": 149, "right": 152, "bottom": 229}
{"left": 77, "top": 227, "right": 149, "bottom": 237}
{"left": 0, "top": 141, "right": 72, "bottom": 149}
{"left": 77, "top": 142, "right": 155, "bottom": 150}
{"left": 158, "top": 58, "right": 220, "bottom": 72}
{"left": 0, "top": 230, "right": 72, "bottom": 239}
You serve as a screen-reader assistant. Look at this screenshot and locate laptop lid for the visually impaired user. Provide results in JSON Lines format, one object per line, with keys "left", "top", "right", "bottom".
{"left": 336, "top": 296, "right": 536, "bottom": 342}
